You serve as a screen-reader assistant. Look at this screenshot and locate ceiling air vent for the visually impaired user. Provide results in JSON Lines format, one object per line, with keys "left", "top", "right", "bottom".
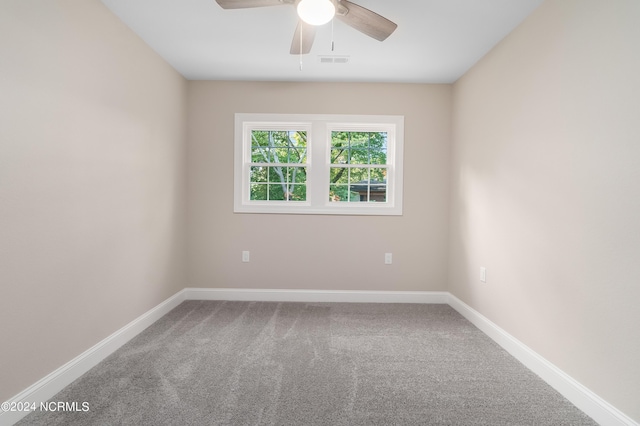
{"left": 319, "top": 55, "right": 350, "bottom": 64}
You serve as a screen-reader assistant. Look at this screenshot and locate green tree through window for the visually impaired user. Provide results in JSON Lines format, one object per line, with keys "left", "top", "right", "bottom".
{"left": 330, "top": 131, "right": 387, "bottom": 202}
{"left": 249, "top": 130, "right": 307, "bottom": 201}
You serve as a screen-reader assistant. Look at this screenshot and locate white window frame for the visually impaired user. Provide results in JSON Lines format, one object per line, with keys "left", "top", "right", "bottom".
{"left": 234, "top": 113, "right": 404, "bottom": 215}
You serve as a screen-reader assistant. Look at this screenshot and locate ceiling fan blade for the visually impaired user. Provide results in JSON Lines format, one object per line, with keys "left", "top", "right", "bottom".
{"left": 336, "top": 0, "right": 397, "bottom": 41}
{"left": 215, "top": 0, "right": 289, "bottom": 9}
{"left": 290, "top": 21, "right": 316, "bottom": 55}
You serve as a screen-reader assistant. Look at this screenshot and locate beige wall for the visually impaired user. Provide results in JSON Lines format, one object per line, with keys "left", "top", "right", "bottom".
{"left": 187, "top": 82, "right": 451, "bottom": 292}
{"left": 449, "top": 0, "right": 640, "bottom": 421}
{"left": 0, "top": 1, "right": 187, "bottom": 401}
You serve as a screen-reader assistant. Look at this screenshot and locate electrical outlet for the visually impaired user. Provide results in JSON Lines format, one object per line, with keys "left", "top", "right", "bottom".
{"left": 480, "top": 267, "right": 486, "bottom": 283}
{"left": 385, "top": 253, "right": 392, "bottom": 265}
{"left": 242, "top": 251, "right": 250, "bottom": 263}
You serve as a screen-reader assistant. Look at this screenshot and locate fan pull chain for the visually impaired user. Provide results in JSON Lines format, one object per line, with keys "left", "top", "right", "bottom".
{"left": 331, "top": 18, "right": 335, "bottom": 51}
{"left": 299, "top": 23, "right": 303, "bottom": 71}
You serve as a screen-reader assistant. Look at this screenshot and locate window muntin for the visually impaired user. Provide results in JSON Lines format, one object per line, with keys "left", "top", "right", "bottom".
{"left": 235, "top": 114, "right": 403, "bottom": 215}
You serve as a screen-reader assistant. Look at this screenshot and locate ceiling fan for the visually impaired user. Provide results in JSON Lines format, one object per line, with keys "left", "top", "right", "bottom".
{"left": 214, "top": 0, "right": 397, "bottom": 55}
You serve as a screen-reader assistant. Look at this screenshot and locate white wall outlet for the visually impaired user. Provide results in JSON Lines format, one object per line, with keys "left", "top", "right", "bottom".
{"left": 385, "top": 253, "right": 393, "bottom": 264}
{"left": 242, "top": 251, "right": 250, "bottom": 263}
{"left": 480, "top": 267, "right": 487, "bottom": 283}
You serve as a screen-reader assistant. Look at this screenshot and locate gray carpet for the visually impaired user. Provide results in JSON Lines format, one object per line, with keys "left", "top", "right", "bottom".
{"left": 18, "top": 301, "right": 597, "bottom": 425}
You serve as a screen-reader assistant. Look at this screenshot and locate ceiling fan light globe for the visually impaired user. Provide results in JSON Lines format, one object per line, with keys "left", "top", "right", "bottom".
{"left": 297, "top": 0, "right": 335, "bottom": 26}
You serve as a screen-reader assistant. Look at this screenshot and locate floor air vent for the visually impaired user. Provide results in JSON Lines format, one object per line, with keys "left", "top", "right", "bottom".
{"left": 319, "top": 55, "right": 350, "bottom": 64}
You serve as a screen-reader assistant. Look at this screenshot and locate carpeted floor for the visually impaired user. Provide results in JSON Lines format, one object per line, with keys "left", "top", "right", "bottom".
{"left": 18, "top": 301, "right": 597, "bottom": 425}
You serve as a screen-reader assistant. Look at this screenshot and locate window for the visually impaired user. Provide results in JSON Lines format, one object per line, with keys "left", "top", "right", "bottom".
{"left": 234, "top": 113, "right": 404, "bottom": 215}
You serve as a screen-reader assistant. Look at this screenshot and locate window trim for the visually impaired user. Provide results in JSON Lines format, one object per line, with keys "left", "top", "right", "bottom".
{"left": 234, "top": 113, "right": 404, "bottom": 215}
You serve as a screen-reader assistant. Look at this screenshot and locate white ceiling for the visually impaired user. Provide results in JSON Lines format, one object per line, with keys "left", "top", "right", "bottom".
{"left": 100, "top": 0, "right": 543, "bottom": 83}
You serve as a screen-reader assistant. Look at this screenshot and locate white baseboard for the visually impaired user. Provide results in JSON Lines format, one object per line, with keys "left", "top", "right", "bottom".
{"left": 184, "top": 288, "right": 449, "bottom": 304}
{"left": 447, "top": 294, "right": 637, "bottom": 426}
{"left": 0, "top": 290, "right": 187, "bottom": 426}
{"left": 3, "top": 288, "right": 635, "bottom": 426}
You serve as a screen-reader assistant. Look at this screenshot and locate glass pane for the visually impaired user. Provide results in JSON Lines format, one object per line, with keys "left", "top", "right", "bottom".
{"left": 331, "top": 148, "right": 348, "bottom": 164}
{"left": 347, "top": 192, "right": 362, "bottom": 202}
{"left": 370, "top": 167, "right": 387, "bottom": 182}
{"left": 289, "top": 131, "right": 307, "bottom": 157}
{"left": 331, "top": 131, "right": 349, "bottom": 148}
{"left": 271, "top": 147, "right": 288, "bottom": 163}
{"left": 250, "top": 166, "right": 267, "bottom": 183}
{"left": 369, "top": 184, "right": 387, "bottom": 202}
{"left": 349, "top": 148, "right": 369, "bottom": 165}
{"left": 286, "top": 167, "right": 307, "bottom": 184}
{"left": 370, "top": 148, "right": 387, "bottom": 165}
{"left": 329, "top": 184, "right": 350, "bottom": 202}
{"left": 271, "top": 131, "right": 289, "bottom": 148}
{"left": 250, "top": 183, "right": 268, "bottom": 201}
{"left": 288, "top": 147, "right": 307, "bottom": 164}
{"left": 251, "top": 148, "right": 268, "bottom": 163}
{"left": 290, "top": 184, "right": 306, "bottom": 201}
{"left": 267, "top": 166, "right": 283, "bottom": 183}
{"left": 251, "top": 130, "right": 269, "bottom": 147}
{"left": 348, "top": 132, "right": 369, "bottom": 150}
{"left": 268, "top": 184, "right": 285, "bottom": 201}
{"left": 330, "top": 167, "right": 349, "bottom": 185}
{"left": 349, "top": 167, "right": 369, "bottom": 184}
{"left": 349, "top": 169, "right": 368, "bottom": 202}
